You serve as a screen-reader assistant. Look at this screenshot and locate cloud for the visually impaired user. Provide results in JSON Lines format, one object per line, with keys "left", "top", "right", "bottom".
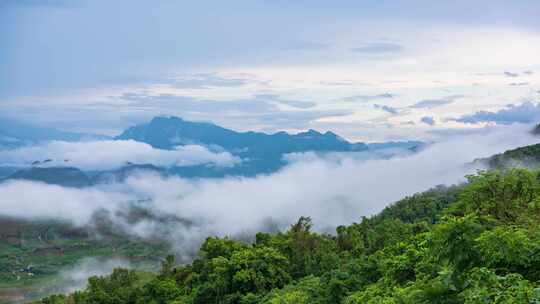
{"left": 421, "top": 116, "right": 436, "bottom": 126}
{"left": 116, "top": 93, "right": 275, "bottom": 113}
{"left": 120, "top": 92, "right": 317, "bottom": 112}
{"left": 504, "top": 71, "right": 520, "bottom": 78}
{"left": 523, "top": 70, "right": 534, "bottom": 75}
{"left": 0, "top": 140, "right": 240, "bottom": 170}
{"left": 56, "top": 258, "right": 131, "bottom": 294}
{"left": 411, "top": 95, "right": 465, "bottom": 109}
{"left": 453, "top": 102, "right": 540, "bottom": 125}
{"left": 114, "top": 92, "right": 346, "bottom": 130}
{"left": 0, "top": 180, "right": 130, "bottom": 224}
{"left": 340, "top": 93, "right": 394, "bottom": 103}
{"left": 428, "top": 127, "right": 495, "bottom": 137}
{"left": 18, "top": 257, "right": 134, "bottom": 300}
{"left": 374, "top": 104, "right": 400, "bottom": 115}
{"left": 255, "top": 94, "right": 317, "bottom": 109}
{"left": 401, "top": 121, "right": 415, "bottom": 125}
{"left": 258, "top": 110, "right": 353, "bottom": 126}
{"left": 350, "top": 42, "right": 404, "bottom": 54}
{"left": 5, "top": 0, "right": 540, "bottom": 102}
{"left": 171, "top": 73, "right": 251, "bottom": 89}
{"left": 508, "top": 82, "right": 529, "bottom": 86}
{"left": 319, "top": 81, "right": 360, "bottom": 86}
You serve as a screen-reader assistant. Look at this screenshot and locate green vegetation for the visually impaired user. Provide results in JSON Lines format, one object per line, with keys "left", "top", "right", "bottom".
{"left": 482, "top": 143, "right": 540, "bottom": 170}
{"left": 0, "top": 218, "right": 168, "bottom": 303}
{"left": 36, "top": 168, "right": 540, "bottom": 303}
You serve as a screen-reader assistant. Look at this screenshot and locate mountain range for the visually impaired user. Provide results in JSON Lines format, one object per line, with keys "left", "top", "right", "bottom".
{"left": 117, "top": 116, "right": 369, "bottom": 152}
{"left": 0, "top": 116, "right": 423, "bottom": 186}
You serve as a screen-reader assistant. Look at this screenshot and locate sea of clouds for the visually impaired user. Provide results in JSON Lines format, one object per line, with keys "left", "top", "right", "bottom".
{"left": 0, "top": 124, "right": 538, "bottom": 256}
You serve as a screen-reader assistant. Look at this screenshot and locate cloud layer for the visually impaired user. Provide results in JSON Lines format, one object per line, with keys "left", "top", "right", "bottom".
{"left": 0, "top": 124, "right": 537, "bottom": 256}
{"left": 0, "top": 140, "right": 240, "bottom": 170}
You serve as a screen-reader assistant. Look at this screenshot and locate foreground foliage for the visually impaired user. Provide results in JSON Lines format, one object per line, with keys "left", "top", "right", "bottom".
{"left": 39, "top": 169, "right": 540, "bottom": 303}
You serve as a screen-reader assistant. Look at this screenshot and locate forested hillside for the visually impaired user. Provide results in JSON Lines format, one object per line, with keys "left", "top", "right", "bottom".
{"left": 37, "top": 168, "right": 540, "bottom": 303}
{"left": 483, "top": 143, "right": 540, "bottom": 170}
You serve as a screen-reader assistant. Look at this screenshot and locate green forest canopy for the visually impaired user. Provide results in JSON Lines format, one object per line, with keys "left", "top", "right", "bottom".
{"left": 39, "top": 168, "right": 540, "bottom": 304}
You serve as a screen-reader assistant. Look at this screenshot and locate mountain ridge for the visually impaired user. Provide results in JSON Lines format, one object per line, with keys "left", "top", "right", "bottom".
{"left": 115, "top": 116, "right": 371, "bottom": 153}
{"left": 0, "top": 116, "right": 424, "bottom": 184}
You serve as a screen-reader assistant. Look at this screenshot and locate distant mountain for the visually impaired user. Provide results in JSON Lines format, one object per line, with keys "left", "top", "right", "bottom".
{"left": 2, "top": 165, "right": 167, "bottom": 188}
{"left": 478, "top": 143, "right": 540, "bottom": 170}
{"left": 367, "top": 141, "right": 424, "bottom": 151}
{"left": 531, "top": 123, "right": 540, "bottom": 135}
{"left": 0, "top": 118, "right": 106, "bottom": 148}
{"left": 3, "top": 167, "right": 93, "bottom": 188}
{"left": 474, "top": 124, "right": 540, "bottom": 170}
{"left": 117, "top": 116, "right": 368, "bottom": 154}
{"left": 116, "top": 116, "right": 376, "bottom": 175}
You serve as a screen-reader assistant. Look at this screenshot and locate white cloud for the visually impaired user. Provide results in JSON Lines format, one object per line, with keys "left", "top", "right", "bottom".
{"left": 57, "top": 258, "right": 132, "bottom": 294}
{"left": 0, "top": 124, "right": 537, "bottom": 256}
{"left": 0, "top": 180, "right": 129, "bottom": 224}
{"left": 0, "top": 140, "right": 240, "bottom": 170}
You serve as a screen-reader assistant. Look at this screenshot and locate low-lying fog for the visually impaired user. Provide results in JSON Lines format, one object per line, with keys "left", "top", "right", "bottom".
{"left": 1, "top": 124, "right": 537, "bottom": 257}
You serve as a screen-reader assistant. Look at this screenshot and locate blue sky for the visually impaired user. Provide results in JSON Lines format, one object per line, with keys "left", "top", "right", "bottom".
{"left": 2, "top": 0, "right": 540, "bottom": 141}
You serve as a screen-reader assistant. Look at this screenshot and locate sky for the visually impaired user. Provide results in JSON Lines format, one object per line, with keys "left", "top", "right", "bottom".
{"left": 2, "top": 0, "right": 540, "bottom": 141}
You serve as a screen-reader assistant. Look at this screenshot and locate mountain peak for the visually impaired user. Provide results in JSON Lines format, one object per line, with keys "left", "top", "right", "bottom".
{"left": 323, "top": 131, "right": 338, "bottom": 137}
{"left": 150, "top": 116, "right": 184, "bottom": 124}
{"left": 296, "top": 129, "right": 323, "bottom": 137}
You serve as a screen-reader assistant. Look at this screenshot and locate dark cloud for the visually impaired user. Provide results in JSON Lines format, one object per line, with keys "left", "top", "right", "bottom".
{"left": 400, "top": 121, "right": 415, "bottom": 126}
{"left": 410, "top": 95, "right": 465, "bottom": 109}
{"left": 350, "top": 42, "right": 404, "bottom": 54}
{"left": 453, "top": 102, "right": 540, "bottom": 125}
{"left": 504, "top": 71, "right": 520, "bottom": 78}
{"left": 523, "top": 70, "right": 534, "bottom": 75}
{"left": 374, "top": 104, "right": 400, "bottom": 115}
{"left": 508, "top": 82, "right": 529, "bottom": 86}
{"left": 340, "top": 93, "right": 395, "bottom": 103}
{"left": 421, "top": 116, "right": 436, "bottom": 126}
{"left": 473, "top": 72, "right": 500, "bottom": 77}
